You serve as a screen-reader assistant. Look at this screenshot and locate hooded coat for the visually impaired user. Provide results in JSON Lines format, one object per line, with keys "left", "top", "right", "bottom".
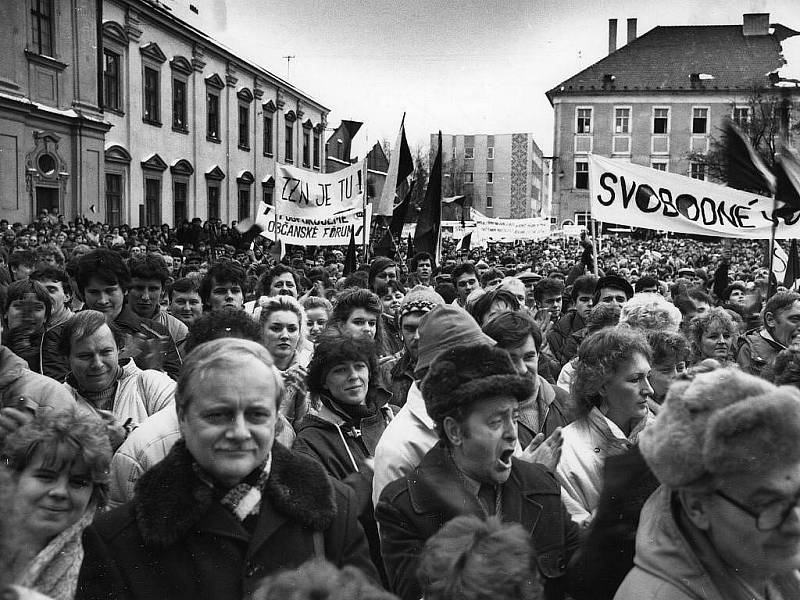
{"left": 76, "top": 440, "right": 377, "bottom": 600}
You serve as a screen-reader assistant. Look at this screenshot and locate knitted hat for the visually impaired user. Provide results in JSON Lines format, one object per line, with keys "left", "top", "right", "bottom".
{"left": 414, "top": 305, "right": 496, "bottom": 377}
{"left": 639, "top": 367, "right": 800, "bottom": 488}
{"left": 368, "top": 257, "right": 396, "bottom": 288}
{"left": 421, "top": 344, "right": 533, "bottom": 428}
{"left": 398, "top": 285, "right": 445, "bottom": 321}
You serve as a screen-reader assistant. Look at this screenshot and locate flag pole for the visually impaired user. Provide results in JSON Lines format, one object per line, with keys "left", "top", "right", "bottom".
{"left": 362, "top": 156, "right": 369, "bottom": 264}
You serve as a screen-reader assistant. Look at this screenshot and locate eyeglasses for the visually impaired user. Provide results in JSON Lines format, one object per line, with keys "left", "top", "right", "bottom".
{"left": 714, "top": 489, "right": 800, "bottom": 531}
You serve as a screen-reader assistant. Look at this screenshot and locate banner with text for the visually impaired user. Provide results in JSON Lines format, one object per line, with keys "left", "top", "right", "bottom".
{"left": 589, "top": 154, "right": 800, "bottom": 239}
{"left": 275, "top": 162, "right": 365, "bottom": 218}
{"left": 470, "top": 209, "right": 550, "bottom": 242}
{"left": 257, "top": 202, "right": 371, "bottom": 246}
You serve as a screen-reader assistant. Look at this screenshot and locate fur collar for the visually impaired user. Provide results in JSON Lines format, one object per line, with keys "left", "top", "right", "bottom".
{"left": 133, "top": 439, "right": 335, "bottom": 547}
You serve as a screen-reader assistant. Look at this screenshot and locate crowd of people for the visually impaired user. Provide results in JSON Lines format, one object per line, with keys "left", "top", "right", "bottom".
{"left": 2, "top": 211, "right": 800, "bottom": 600}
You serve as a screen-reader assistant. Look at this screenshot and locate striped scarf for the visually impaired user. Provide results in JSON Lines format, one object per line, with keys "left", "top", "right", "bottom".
{"left": 193, "top": 455, "right": 272, "bottom": 522}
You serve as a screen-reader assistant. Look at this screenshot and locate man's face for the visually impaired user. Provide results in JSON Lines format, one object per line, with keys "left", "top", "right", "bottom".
{"left": 373, "top": 266, "right": 398, "bottom": 290}
{"left": 639, "top": 285, "right": 659, "bottom": 294}
{"left": 208, "top": 278, "right": 243, "bottom": 311}
{"left": 179, "top": 358, "right": 277, "bottom": 488}
{"left": 69, "top": 323, "right": 120, "bottom": 392}
{"left": 574, "top": 292, "right": 594, "bottom": 320}
{"left": 11, "top": 263, "right": 34, "bottom": 281}
{"left": 269, "top": 272, "right": 297, "bottom": 297}
{"left": 523, "top": 280, "right": 537, "bottom": 306}
{"left": 504, "top": 334, "right": 539, "bottom": 381}
{"left": 127, "top": 278, "right": 163, "bottom": 319}
{"left": 169, "top": 291, "right": 203, "bottom": 326}
{"left": 400, "top": 311, "right": 424, "bottom": 360}
{"left": 455, "top": 272, "right": 479, "bottom": 302}
{"left": 767, "top": 300, "right": 800, "bottom": 347}
{"left": 728, "top": 289, "right": 746, "bottom": 306}
{"left": 598, "top": 286, "right": 628, "bottom": 309}
{"left": 416, "top": 259, "right": 432, "bottom": 282}
{"left": 343, "top": 308, "right": 378, "bottom": 340}
{"left": 539, "top": 292, "right": 563, "bottom": 319}
{"left": 449, "top": 396, "right": 518, "bottom": 486}
{"left": 82, "top": 277, "right": 125, "bottom": 322}
{"left": 162, "top": 255, "right": 174, "bottom": 275}
{"left": 649, "top": 359, "right": 685, "bottom": 403}
{"left": 38, "top": 278, "right": 68, "bottom": 316}
{"left": 16, "top": 234, "right": 30, "bottom": 249}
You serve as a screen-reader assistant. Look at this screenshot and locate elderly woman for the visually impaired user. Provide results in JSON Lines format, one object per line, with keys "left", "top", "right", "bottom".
{"left": 2, "top": 409, "right": 110, "bottom": 600}
{"left": 615, "top": 368, "right": 800, "bottom": 599}
{"left": 259, "top": 295, "right": 311, "bottom": 428}
{"left": 61, "top": 310, "right": 175, "bottom": 450}
{"left": 557, "top": 326, "right": 655, "bottom": 527}
{"left": 619, "top": 292, "right": 682, "bottom": 332}
{"left": 78, "top": 338, "right": 376, "bottom": 599}
{"left": 688, "top": 306, "right": 738, "bottom": 366}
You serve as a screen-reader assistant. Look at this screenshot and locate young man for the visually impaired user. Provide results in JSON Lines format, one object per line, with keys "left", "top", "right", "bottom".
{"left": 546, "top": 275, "right": 598, "bottom": 367}
{"left": 376, "top": 344, "right": 580, "bottom": 600}
{"left": 167, "top": 278, "right": 203, "bottom": 328}
{"left": 451, "top": 262, "right": 480, "bottom": 307}
{"left": 410, "top": 252, "right": 434, "bottom": 286}
{"left": 8, "top": 250, "right": 35, "bottom": 282}
{"left": 368, "top": 257, "right": 398, "bottom": 293}
{"left": 128, "top": 254, "right": 188, "bottom": 348}
{"left": 30, "top": 266, "right": 74, "bottom": 327}
{"left": 199, "top": 261, "right": 246, "bottom": 312}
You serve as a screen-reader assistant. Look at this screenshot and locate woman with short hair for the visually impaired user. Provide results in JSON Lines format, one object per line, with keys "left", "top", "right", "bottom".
{"left": 688, "top": 306, "right": 737, "bottom": 366}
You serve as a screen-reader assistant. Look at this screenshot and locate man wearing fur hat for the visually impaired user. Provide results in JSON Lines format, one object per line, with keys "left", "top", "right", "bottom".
{"left": 379, "top": 286, "right": 445, "bottom": 408}
{"left": 615, "top": 368, "right": 800, "bottom": 600}
{"left": 376, "top": 344, "right": 581, "bottom": 600}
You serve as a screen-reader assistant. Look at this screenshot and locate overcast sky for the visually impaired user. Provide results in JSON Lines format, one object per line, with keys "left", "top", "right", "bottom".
{"left": 171, "top": 0, "right": 800, "bottom": 155}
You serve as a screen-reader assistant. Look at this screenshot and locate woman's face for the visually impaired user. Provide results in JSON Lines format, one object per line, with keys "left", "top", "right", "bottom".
{"left": 263, "top": 310, "right": 301, "bottom": 361}
{"left": 14, "top": 448, "right": 93, "bottom": 545}
{"left": 6, "top": 293, "right": 47, "bottom": 331}
{"left": 700, "top": 323, "right": 733, "bottom": 360}
{"left": 69, "top": 324, "right": 119, "bottom": 392}
{"left": 305, "top": 307, "right": 329, "bottom": 344}
{"left": 324, "top": 360, "right": 369, "bottom": 406}
{"left": 381, "top": 290, "right": 404, "bottom": 318}
{"left": 601, "top": 352, "right": 653, "bottom": 426}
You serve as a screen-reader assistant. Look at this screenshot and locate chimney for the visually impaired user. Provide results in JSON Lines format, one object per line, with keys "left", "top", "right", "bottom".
{"left": 743, "top": 13, "right": 769, "bottom": 36}
{"left": 627, "top": 18, "right": 637, "bottom": 44}
{"left": 608, "top": 19, "right": 618, "bottom": 54}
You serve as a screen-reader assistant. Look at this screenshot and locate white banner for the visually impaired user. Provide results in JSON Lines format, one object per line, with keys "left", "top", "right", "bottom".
{"left": 589, "top": 154, "right": 800, "bottom": 239}
{"left": 470, "top": 209, "right": 550, "bottom": 242}
{"left": 256, "top": 202, "right": 371, "bottom": 246}
{"left": 275, "top": 162, "right": 365, "bottom": 218}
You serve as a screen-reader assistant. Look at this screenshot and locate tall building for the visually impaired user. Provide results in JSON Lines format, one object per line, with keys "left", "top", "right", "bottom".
{"left": 546, "top": 13, "right": 800, "bottom": 227}
{"left": 0, "top": 0, "right": 329, "bottom": 226}
{"left": 433, "top": 133, "right": 545, "bottom": 220}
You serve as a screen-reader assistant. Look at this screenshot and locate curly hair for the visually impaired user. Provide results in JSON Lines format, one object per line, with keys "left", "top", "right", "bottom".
{"left": 305, "top": 328, "right": 380, "bottom": 405}
{"left": 619, "top": 292, "right": 682, "bottom": 332}
{"left": 688, "top": 306, "right": 736, "bottom": 361}
{"left": 253, "top": 559, "right": 396, "bottom": 600}
{"left": 572, "top": 326, "right": 652, "bottom": 417}
{"left": 645, "top": 329, "right": 691, "bottom": 367}
{"left": 1, "top": 408, "right": 112, "bottom": 508}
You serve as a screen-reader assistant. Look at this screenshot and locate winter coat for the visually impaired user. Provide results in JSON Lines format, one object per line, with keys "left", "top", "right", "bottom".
{"left": 76, "top": 440, "right": 378, "bottom": 600}
{"left": 64, "top": 359, "right": 175, "bottom": 427}
{"left": 556, "top": 407, "right": 655, "bottom": 527}
{"left": 375, "top": 442, "right": 582, "bottom": 600}
{"left": 614, "top": 486, "right": 800, "bottom": 600}
{"left": 736, "top": 327, "right": 784, "bottom": 377}
{"left": 379, "top": 350, "right": 415, "bottom": 408}
{"left": 112, "top": 307, "right": 182, "bottom": 379}
{"left": 517, "top": 375, "right": 573, "bottom": 449}
{"left": 0, "top": 346, "right": 75, "bottom": 414}
{"left": 547, "top": 310, "right": 586, "bottom": 367}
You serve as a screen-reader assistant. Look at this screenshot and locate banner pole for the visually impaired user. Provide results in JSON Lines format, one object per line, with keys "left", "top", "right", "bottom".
{"left": 362, "top": 157, "right": 369, "bottom": 264}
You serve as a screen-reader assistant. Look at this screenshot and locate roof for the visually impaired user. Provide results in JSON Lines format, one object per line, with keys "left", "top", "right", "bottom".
{"left": 546, "top": 23, "right": 799, "bottom": 104}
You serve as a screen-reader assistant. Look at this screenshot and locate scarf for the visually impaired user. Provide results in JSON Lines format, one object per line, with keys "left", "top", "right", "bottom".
{"left": 66, "top": 364, "right": 124, "bottom": 410}
{"left": 15, "top": 507, "right": 95, "bottom": 600}
{"left": 319, "top": 393, "right": 379, "bottom": 435}
{"left": 192, "top": 456, "right": 272, "bottom": 522}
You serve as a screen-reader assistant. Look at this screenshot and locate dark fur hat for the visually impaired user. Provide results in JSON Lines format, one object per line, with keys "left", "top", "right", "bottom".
{"left": 421, "top": 344, "right": 533, "bottom": 434}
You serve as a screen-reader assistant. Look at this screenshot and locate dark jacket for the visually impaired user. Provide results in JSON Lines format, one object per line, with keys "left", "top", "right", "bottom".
{"left": 516, "top": 377, "right": 574, "bottom": 449}
{"left": 76, "top": 440, "right": 377, "bottom": 600}
{"left": 112, "top": 306, "right": 182, "bottom": 380}
{"left": 736, "top": 327, "right": 784, "bottom": 377}
{"left": 379, "top": 350, "right": 415, "bottom": 408}
{"left": 547, "top": 310, "right": 585, "bottom": 367}
{"left": 375, "top": 442, "right": 582, "bottom": 600}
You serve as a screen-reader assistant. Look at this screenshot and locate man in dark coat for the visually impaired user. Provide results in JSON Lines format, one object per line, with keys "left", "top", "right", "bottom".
{"left": 375, "top": 344, "right": 581, "bottom": 600}
{"left": 546, "top": 274, "right": 597, "bottom": 367}
{"left": 77, "top": 338, "right": 376, "bottom": 600}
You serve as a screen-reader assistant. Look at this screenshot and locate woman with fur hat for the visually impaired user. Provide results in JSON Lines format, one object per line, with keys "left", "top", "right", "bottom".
{"left": 293, "top": 329, "right": 394, "bottom": 583}
{"left": 556, "top": 326, "right": 655, "bottom": 527}
{"left": 615, "top": 368, "right": 800, "bottom": 600}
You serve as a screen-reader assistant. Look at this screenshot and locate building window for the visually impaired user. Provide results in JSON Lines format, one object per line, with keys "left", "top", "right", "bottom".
{"left": 238, "top": 188, "right": 251, "bottom": 221}
{"left": 174, "top": 181, "right": 187, "bottom": 225}
{"left": 487, "top": 147, "right": 494, "bottom": 159}
{"left": 615, "top": 107, "right": 630, "bottom": 133}
{"left": 576, "top": 108, "right": 592, "bottom": 134}
{"left": 303, "top": 131, "right": 310, "bottom": 167}
{"left": 103, "top": 50, "right": 121, "bottom": 111}
{"left": 144, "top": 178, "right": 161, "bottom": 226}
{"left": 464, "top": 147, "right": 474, "bottom": 159}
{"left": 207, "top": 92, "right": 219, "bottom": 140}
{"left": 207, "top": 183, "right": 220, "bottom": 221}
{"left": 263, "top": 184, "right": 274, "bottom": 205}
{"left": 692, "top": 107, "right": 709, "bottom": 134}
{"left": 651, "top": 160, "right": 668, "bottom": 171}
{"left": 734, "top": 106, "right": 750, "bottom": 126}
{"left": 105, "top": 173, "right": 122, "bottom": 227}
{"left": 172, "top": 78, "right": 187, "bottom": 132}
{"left": 465, "top": 172, "right": 474, "bottom": 183}
{"left": 30, "top": 0, "right": 53, "bottom": 56}
{"left": 313, "top": 131, "right": 321, "bottom": 168}
{"left": 285, "top": 122, "right": 294, "bottom": 162}
{"left": 486, "top": 195, "right": 493, "bottom": 209}
{"left": 263, "top": 114, "right": 273, "bottom": 156}
{"left": 576, "top": 212, "right": 591, "bottom": 227}
{"left": 143, "top": 67, "right": 160, "bottom": 124}
{"left": 487, "top": 172, "right": 494, "bottom": 183}
{"left": 690, "top": 162, "right": 705, "bottom": 180}
{"left": 238, "top": 105, "right": 250, "bottom": 150}
{"left": 653, "top": 108, "right": 669, "bottom": 134}
{"left": 575, "top": 161, "right": 589, "bottom": 189}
